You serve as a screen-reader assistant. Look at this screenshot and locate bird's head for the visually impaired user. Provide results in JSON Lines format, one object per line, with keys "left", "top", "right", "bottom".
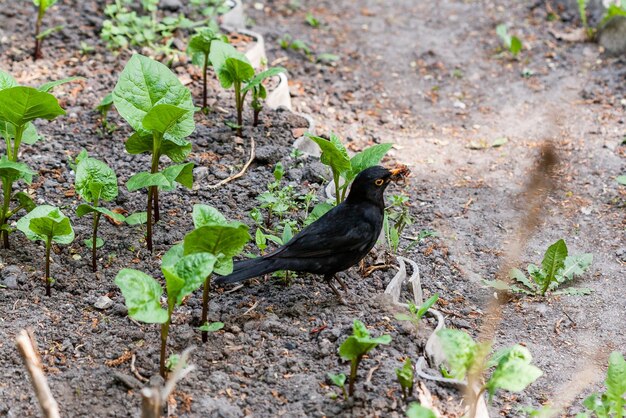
{"left": 346, "top": 165, "right": 409, "bottom": 205}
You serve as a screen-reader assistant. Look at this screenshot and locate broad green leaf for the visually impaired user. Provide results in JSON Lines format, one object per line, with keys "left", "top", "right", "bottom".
{"left": 346, "top": 143, "right": 393, "bottom": 183}
{"left": 209, "top": 41, "right": 254, "bottom": 88}
{"left": 436, "top": 328, "right": 477, "bottom": 380}
{"left": 14, "top": 191, "right": 36, "bottom": 212}
{"left": 187, "top": 27, "right": 219, "bottom": 66}
{"left": 17, "top": 204, "right": 74, "bottom": 244}
{"left": 557, "top": 253, "right": 593, "bottom": 283}
{"left": 112, "top": 54, "right": 194, "bottom": 142}
{"left": 125, "top": 132, "right": 191, "bottom": 162}
{"left": 541, "top": 239, "right": 568, "bottom": 282}
{"left": 395, "top": 358, "right": 413, "bottom": 389}
{"left": 125, "top": 211, "right": 147, "bottom": 225}
{"left": 242, "top": 67, "right": 287, "bottom": 94}
{"left": 496, "top": 24, "right": 511, "bottom": 48}
{"left": 281, "top": 223, "right": 293, "bottom": 244}
{"left": 303, "top": 202, "right": 333, "bottom": 226}
{"left": 417, "top": 293, "right": 439, "bottom": 319}
{"left": 0, "top": 86, "right": 65, "bottom": 127}
{"left": 142, "top": 103, "right": 189, "bottom": 135}
{"left": 0, "top": 70, "right": 18, "bottom": 90}
{"left": 616, "top": 175, "right": 626, "bottom": 185}
{"left": 406, "top": 403, "right": 437, "bottom": 418}
{"left": 486, "top": 345, "right": 542, "bottom": 398}
{"left": 605, "top": 351, "right": 626, "bottom": 410}
{"left": 339, "top": 320, "right": 391, "bottom": 361}
{"left": 199, "top": 321, "right": 224, "bottom": 332}
{"left": 183, "top": 223, "right": 251, "bottom": 275}
{"left": 510, "top": 36, "right": 522, "bottom": 55}
{"left": 76, "top": 204, "right": 125, "bottom": 222}
{"left": 75, "top": 157, "right": 118, "bottom": 202}
{"left": 0, "top": 155, "right": 35, "bottom": 184}
{"left": 114, "top": 268, "right": 168, "bottom": 324}
{"left": 126, "top": 171, "right": 171, "bottom": 191}
{"left": 38, "top": 76, "right": 82, "bottom": 93}
{"left": 306, "top": 133, "right": 351, "bottom": 174}
{"left": 192, "top": 204, "right": 227, "bottom": 228}
{"left": 163, "top": 252, "right": 216, "bottom": 307}
{"left": 96, "top": 92, "right": 114, "bottom": 112}
{"left": 84, "top": 237, "right": 105, "bottom": 248}
{"left": 327, "top": 372, "right": 346, "bottom": 388}
{"left": 160, "top": 162, "right": 194, "bottom": 191}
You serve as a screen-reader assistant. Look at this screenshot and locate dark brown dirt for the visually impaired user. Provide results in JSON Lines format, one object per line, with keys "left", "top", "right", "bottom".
{"left": 0, "top": 0, "right": 624, "bottom": 417}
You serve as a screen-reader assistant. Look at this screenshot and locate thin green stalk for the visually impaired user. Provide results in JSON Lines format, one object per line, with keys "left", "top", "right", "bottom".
{"left": 146, "top": 132, "right": 162, "bottom": 252}
{"left": 159, "top": 304, "right": 174, "bottom": 378}
{"left": 341, "top": 385, "right": 348, "bottom": 400}
{"left": 44, "top": 236, "right": 52, "bottom": 296}
{"left": 348, "top": 356, "right": 361, "bottom": 396}
{"left": 234, "top": 80, "right": 242, "bottom": 136}
{"left": 12, "top": 125, "right": 24, "bottom": 161}
{"left": 201, "top": 275, "right": 211, "bottom": 343}
{"left": 34, "top": 6, "right": 44, "bottom": 59}
{"left": 202, "top": 52, "right": 208, "bottom": 110}
{"left": 91, "top": 197, "right": 101, "bottom": 272}
{"left": 333, "top": 169, "right": 341, "bottom": 205}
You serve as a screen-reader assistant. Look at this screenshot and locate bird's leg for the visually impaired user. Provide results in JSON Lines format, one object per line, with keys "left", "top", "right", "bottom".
{"left": 334, "top": 275, "right": 349, "bottom": 291}
{"left": 324, "top": 274, "right": 346, "bottom": 305}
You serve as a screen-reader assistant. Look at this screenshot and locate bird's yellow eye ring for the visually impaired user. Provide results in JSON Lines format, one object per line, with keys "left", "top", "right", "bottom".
{"left": 375, "top": 179, "right": 384, "bottom": 186}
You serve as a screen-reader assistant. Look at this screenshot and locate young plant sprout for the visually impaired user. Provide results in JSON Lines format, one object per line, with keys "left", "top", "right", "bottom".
{"left": 327, "top": 372, "right": 348, "bottom": 400}
{"left": 33, "top": 0, "right": 62, "bottom": 59}
{"left": 182, "top": 204, "right": 250, "bottom": 342}
{"left": 113, "top": 54, "right": 196, "bottom": 252}
{"left": 209, "top": 40, "right": 285, "bottom": 136}
{"left": 395, "top": 358, "right": 414, "bottom": 400}
{"left": 495, "top": 24, "right": 522, "bottom": 57}
{"left": 395, "top": 293, "right": 439, "bottom": 333}
{"left": 338, "top": 319, "right": 391, "bottom": 396}
{"left": 17, "top": 205, "right": 74, "bottom": 296}
{"left": 187, "top": 26, "right": 227, "bottom": 112}
{"left": 578, "top": 351, "right": 625, "bottom": 417}
{"left": 95, "top": 93, "right": 114, "bottom": 134}
{"left": 243, "top": 67, "right": 286, "bottom": 127}
{"left": 0, "top": 72, "right": 66, "bottom": 249}
{"left": 384, "top": 193, "right": 414, "bottom": 253}
{"left": 306, "top": 132, "right": 392, "bottom": 205}
{"left": 115, "top": 244, "right": 216, "bottom": 377}
{"left": 74, "top": 151, "right": 125, "bottom": 271}
{"left": 437, "top": 328, "right": 543, "bottom": 417}
{"left": 483, "top": 239, "right": 593, "bottom": 296}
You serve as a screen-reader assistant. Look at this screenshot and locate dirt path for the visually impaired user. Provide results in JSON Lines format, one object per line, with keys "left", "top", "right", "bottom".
{"left": 250, "top": 0, "right": 626, "bottom": 413}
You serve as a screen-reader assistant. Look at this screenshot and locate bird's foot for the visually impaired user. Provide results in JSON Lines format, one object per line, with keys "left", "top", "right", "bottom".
{"left": 325, "top": 277, "right": 348, "bottom": 305}
{"left": 334, "top": 275, "right": 349, "bottom": 291}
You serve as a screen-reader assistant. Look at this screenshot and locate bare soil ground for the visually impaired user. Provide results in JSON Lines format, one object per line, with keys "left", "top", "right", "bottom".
{"left": 0, "top": 0, "right": 624, "bottom": 417}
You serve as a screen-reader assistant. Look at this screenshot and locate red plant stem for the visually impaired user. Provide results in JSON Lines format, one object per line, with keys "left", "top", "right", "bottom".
{"left": 159, "top": 318, "right": 171, "bottom": 378}
{"left": 201, "top": 275, "right": 211, "bottom": 343}
{"left": 45, "top": 237, "right": 52, "bottom": 296}
{"left": 153, "top": 188, "right": 159, "bottom": 223}
{"left": 91, "top": 212, "right": 100, "bottom": 272}
{"left": 202, "top": 53, "right": 208, "bottom": 110}
{"left": 253, "top": 108, "right": 260, "bottom": 127}
{"left": 348, "top": 356, "right": 361, "bottom": 396}
{"left": 33, "top": 10, "right": 43, "bottom": 60}
{"left": 234, "top": 80, "right": 243, "bottom": 136}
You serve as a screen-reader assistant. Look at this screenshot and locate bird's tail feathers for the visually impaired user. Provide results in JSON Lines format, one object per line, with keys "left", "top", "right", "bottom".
{"left": 214, "top": 257, "right": 276, "bottom": 285}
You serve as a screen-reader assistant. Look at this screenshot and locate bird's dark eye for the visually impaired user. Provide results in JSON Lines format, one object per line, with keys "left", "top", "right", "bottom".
{"left": 375, "top": 179, "right": 384, "bottom": 186}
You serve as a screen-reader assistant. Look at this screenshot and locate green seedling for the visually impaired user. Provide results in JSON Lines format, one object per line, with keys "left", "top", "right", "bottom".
{"left": 577, "top": 0, "right": 593, "bottom": 38}
{"left": 496, "top": 24, "right": 522, "bottom": 56}
{"left": 74, "top": 151, "right": 125, "bottom": 272}
{"left": 182, "top": 204, "right": 250, "bottom": 342}
{"left": 187, "top": 26, "right": 227, "bottom": 112}
{"left": 95, "top": 93, "right": 114, "bottom": 134}
{"left": 305, "top": 12, "right": 321, "bottom": 28}
{"left": 483, "top": 239, "right": 593, "bottom": 296}
{"left": 406, "top": 403, "right": 437, "bottom": 418}
{"left": 396, "top": 358, "right": 414, "bottom": 400}
{"left": 339, "top": 319, "right": 391, "bottom": 396}
{"left": 279, "top": 34, "right": 313, "bottom": 59}
{"left": 0, "top": 71, "right": 69, "bottom": 249}
{"left": 33, "top": 0, "right": 60, "bottom": 59}
{"left": 306, "top": 132, "right": 392, "bottom": 205}
{"left": 601, "top": 2, "right": 626, "bottom": 26}
{"left": 17, "top": 205, "right": 74, "bottom": 296}
{"left": 115, "top": 245, "right": 216, "bottom": 377}
{"left": 395, "top": 293, "right": 439, "bottom": 332}
{"left": 577, "top": 351, "right": 626, "bottom": 418}
{"left": 327, "top": 372, "right": 348, "bottom": 400}
{"left": 437, "top": 328, "right": 542, "bottom": 417}
{"left": 384, "top": 194, "right": 414, "bottom": 253}
{"left": 198, "top": 321, "right": 224, "bottom": 332}
{"left": 113, "top": 54, "right": 195, "bottom": 252}
{"left": 209, "top": 40, "right": 286, "bottom": 136}
{"left": 190, "top": 0, "right": 230, "bottom": 18}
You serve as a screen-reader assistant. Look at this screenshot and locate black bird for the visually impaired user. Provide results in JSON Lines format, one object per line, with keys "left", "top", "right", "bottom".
{"left": 214, "top": 165, "right": 407, "bottom": 300}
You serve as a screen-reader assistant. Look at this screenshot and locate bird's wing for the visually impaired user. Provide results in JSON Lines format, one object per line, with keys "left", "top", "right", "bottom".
{"left": 268, "top": 203, "right": 378, "bottom": 259}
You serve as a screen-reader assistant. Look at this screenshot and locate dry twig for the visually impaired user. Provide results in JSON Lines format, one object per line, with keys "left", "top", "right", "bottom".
{"left": 206, "top": 136, "right": 256, "bottom": 189}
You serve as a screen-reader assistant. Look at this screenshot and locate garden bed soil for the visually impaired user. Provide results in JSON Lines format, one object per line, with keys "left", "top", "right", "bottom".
{"left": 0, "top": 0, "right": 625, "bottom": 417}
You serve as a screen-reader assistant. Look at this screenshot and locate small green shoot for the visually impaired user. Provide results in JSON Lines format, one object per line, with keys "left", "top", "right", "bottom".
{"left": 384, "top": 194, "right": 414, "bottom": 253}
{"left": 396, "top": 358, "right": 414, "bottom": 400}
{"left": 115, "top": 245, "right": 216, "bottom": 377}
{"left": 327, "top": 372, "right": 348, "bottom": 400}
{"left": 395, "top": 293, "right": 439, "bottom": 332}
{"left": 113, "top": 54, "right": 195, "bottom": 252}
{"left": 496, "top": 24, "right": 522, "bottom": 56}
{"left": 406, "top": 403, "right": 437, "bottom": 418}
{"left": 437, "top": 329, "right": 542, "bottom": 416}
{"left": 74, "top": 151, "right": 125, "bottom": 272}
{"left": 17, "top": 205, "right": 74, "bottom": 296}
{"left": 577, "top": 351, "right": 626, "bottom": 418}
{"left": 33, "top": 0, "right": 60, "bottom": 59}
{"left": 306, "top": 132, "right": 392, "bottom": 204}
{"left": 483, "top": 239, "right": 593, "bottom": 296}
{"left": 182, "top": 204, "right": 250, "bottom": 342}
{"left": 339, "top": 319, "right": 391, "bottom": 396}
{"left": 305, "top": 12, "right": 321, "bottom": 27}
{"left": 95, "top": 93, "right": 115, "bottom": 134}
{"left": 187, "top": 26, "right": 227, "bottom": 112}
{"left": 198, "top": 321, "right": 224, "bottom": 332}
